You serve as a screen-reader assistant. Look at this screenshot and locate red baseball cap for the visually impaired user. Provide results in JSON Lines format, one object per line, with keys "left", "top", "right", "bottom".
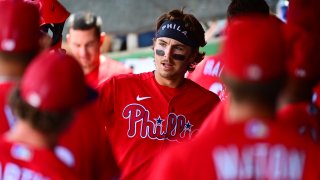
{"left": 0, "top": 0, "right": 40, "bottom": 53}
{"left": 221, "top": 15, "right": 287, "bottom": 82}
{"left": 285, "top": 0, "right": 320, "bottom": 80}
{"left": 284, "top": 24, "right": 320, "bottom": 80}
{"left": 24, "top": 0, "right": 70, "bottom": 25}
{"left": 20, "top": 51, "right": 97, "bottom": 112}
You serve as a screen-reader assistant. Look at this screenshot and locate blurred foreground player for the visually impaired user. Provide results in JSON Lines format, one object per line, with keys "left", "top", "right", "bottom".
{"left": 277, "top": 0, "right": 320, "bottom": 143}
{"left": 0, "top": 51, "right": 93, "bottom": 179}
{"left": 0, "top": 0, "right": 40, "bottom": 134}
{"left": 150, "top": 15, "right": 320, "bottom": 180}
{"left": 186, "top": 0, "right": 270, "bottom": 101}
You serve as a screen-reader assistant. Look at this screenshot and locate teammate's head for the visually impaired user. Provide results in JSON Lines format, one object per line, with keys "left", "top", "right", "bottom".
{"left": 285, "top": 0, "right": 320, "bottom": 81}
{"left": 9, "top": 51, "right": 97, "bottom": 135}
{"left": 0, "top": 0, "right": 40, "bottom": 62}
{"left": 227, "top": 0, "right": 270, "bottom": 19}
{"left": 276, "top": 0, "right": 320, "bottom": 106}
{"left": 153, "top": 8, "right": 206, "bottom": 85}
{"left": 66, "top": 11, "right": 104, "bottom": 74}
{"left": 221, "top": 15, "right": 286, "bottom": 106}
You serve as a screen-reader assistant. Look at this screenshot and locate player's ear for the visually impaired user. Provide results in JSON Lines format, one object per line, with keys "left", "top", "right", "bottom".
{"left": 66, "top": 34, "right": 71, "bottom": 44}
{"left": 100, "top": 32, "right": 106, "bottom": 46}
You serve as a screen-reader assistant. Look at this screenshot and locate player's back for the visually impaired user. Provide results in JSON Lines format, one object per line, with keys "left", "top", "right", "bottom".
{"left": 150, "top": 118, "right": 320, "bottom": 180}
{"left": 0, "top": 81, "right": 16, "bottom": 134}
{"left": 0, "top": 136, "right": 79, "bottom": 180}
{"left": 58, "top": 101, "right": 120, "bottom": 180}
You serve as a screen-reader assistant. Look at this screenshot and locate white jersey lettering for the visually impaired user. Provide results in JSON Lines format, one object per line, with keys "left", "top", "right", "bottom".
{"left": 203, "top": 59, "right": 223, "bottom": 77}
{"left": 212, "top": 143, "right": 305, "bottom": 179}
{"left": 0, "top": 162, "right": 49, "bottom": 180}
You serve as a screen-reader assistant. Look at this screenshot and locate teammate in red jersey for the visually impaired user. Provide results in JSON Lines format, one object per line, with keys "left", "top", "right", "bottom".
{"left": 149, "top": 15, "right": 320, "bottom": 180}
{"left": 66, "top": 11, "right": 132, "bottom": 88}
{"left": 186, "top": 55, "right": 227, "bottom": 101}
{"left": 196, "top": 0, "right": 274, "bottom": 136}
{"left": 277, "top": 0, "right": 320, "bottom": 143}
{"left": 186, "top": 0, "right": 270, "bottom": 101}
{"left": 98, "top": 9, "right": 220, "bottom": 179}
{"left": 0, "top": 51, "right": 95, "bottom": 179}
{"left": 0, "top": 0, "right": 41, "bottom": 134}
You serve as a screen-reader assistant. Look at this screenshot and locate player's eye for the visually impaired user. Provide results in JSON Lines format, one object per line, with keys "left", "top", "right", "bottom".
{"left": 155, "top": 49, "right": 165, "bottom": 56}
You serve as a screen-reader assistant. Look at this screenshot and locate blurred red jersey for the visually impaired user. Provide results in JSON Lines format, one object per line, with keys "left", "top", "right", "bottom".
{"left": 277, "top": 102, "right": 320, "bottom": 143}
{"left": 58, "top": 101, "right": 120, "bottom": 180}
{"left": 150, "top": 117, "right": 320, "bottom": 180}
{"left": 0, "top": 81, "right": 16, "bottom": 134}
{"left": 86, "top": 55, "right": 132, "bottom": 88}
{"left": 0, "top": 137, "right": 79, "bottom": 180}
{"left": 186, "top": 55, "right": 228, "bottom": 101}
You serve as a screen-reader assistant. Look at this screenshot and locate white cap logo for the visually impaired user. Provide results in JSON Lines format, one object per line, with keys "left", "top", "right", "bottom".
{"left": 1, "top": 39, "right": 16, "bottom": 51}
{"left": 295, "top": 68, "right": 306, "bottom": 78}
{"left": 246, "top": 64, "right": 262, "bottom": 81}
{"left": 26, "top": 92, "right": 41, "bottom": 108}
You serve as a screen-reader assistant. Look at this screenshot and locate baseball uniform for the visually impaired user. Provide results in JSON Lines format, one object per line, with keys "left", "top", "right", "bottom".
{"left": 98, "top": 71, "right": 220, "bottom": 179}
{"left": 0, "top": 136, "right": 79, "bottom": 180}
{"left": 186, "top": 55, "right": 228, "bottom": 101}
{"left": 58, "top": 101, "right": 120, "bottom": 180}
{"left": 0, "top": 81, "right": 16, "bottom": 134}
{"left": 277, "top": 102, "right": 320, "bottom": 143}
{"left": 86, "top": 55, "right": 132, "bottom": 88}
{"left": 149, "top": 115, "right": 320, "bottom": 180}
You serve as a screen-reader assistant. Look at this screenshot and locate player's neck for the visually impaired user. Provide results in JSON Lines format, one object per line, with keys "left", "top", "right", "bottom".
{"left": 154, "top": 71, "right": 185, "bottom": 88}
{"left": 0, "top": 60, "right": 25, "bottom": 78}
{"left": 227, "top": 98, "right": 276, "bottom": 124}
{"left": 5, "top": 120, "right": 56, "bottom": 149}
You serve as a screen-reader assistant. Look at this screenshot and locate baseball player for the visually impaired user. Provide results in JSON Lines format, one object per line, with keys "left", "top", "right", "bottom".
{"left": 0, "top": 51, "right": 94, "bottom": 179}
{"left": 66, "top": 12, "right": 132, "bottom": 88}
{"left": 277, "top": 0, "right": 320, "bottom": 143}
{"left": 186, "top": 0, "right": 270, "bottom": 101}
{"left": 98, "top": 9, "right": 220, "bottom": 179}
{"left": 149, "top": 15, "right": 320, "bottom": 180}
{"left": 195, "top": 0, "right": 273, "bottom": 136}
{"left": 0, "top": 0, "right": 41, "bottom": 134}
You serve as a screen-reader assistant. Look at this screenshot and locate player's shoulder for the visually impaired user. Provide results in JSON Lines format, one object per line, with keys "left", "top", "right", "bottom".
{"left": 185, "top": 78, "right": 220, "bottom": 100}
{"left": 98, "top": 72, "right": 154, "bottom": 90}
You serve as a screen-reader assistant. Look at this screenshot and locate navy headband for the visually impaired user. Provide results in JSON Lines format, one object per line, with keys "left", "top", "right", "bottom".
{"left": 155, "top": 20, "right": 198, "bottom": 48}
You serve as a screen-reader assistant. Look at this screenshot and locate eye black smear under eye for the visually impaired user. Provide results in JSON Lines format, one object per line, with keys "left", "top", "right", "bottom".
{"left": 172, "top": 54, "right": 186, "bottom": 61}
{"left": 156, "top": 49, "right": 186, "bottom": 61}
{"left": 156, "top": 49, "right": 165, "bottom": 56}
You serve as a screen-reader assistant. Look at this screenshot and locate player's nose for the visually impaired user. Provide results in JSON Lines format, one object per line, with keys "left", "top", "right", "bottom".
{"left": 164, "top": 46, "right": 173, "bottom": 59}
{"left": 79, "top": 46, "right": 89, "bottom": 57}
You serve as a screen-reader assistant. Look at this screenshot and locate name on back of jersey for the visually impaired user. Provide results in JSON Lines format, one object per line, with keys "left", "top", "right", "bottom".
{"left": 212, "top": 143, "right": 305, "bottom": 179}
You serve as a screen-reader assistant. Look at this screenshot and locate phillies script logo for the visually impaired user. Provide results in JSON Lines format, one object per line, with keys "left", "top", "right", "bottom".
{"left": 122, "top": 103, "right": 195, "bottom": 142}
